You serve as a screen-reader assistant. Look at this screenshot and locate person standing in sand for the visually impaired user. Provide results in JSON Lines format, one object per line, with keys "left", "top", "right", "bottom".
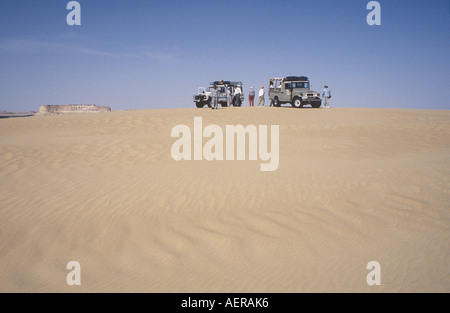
{"left": 234, "top": 86, "right": 242, "bottom": 107}
{"left": 226, "top": 87, "right": 232, "bottom": 107}
{"left": 211, "top": 85, "right": 219, "bottom": 110}
{"left": 248, "top": 87, "right": 255, "bottom": 107}
{"left": 322, "top": 85, "right": 331, "bottom": 108}
{"left": 258, "top": 86, "right": 265, "bottom": 106}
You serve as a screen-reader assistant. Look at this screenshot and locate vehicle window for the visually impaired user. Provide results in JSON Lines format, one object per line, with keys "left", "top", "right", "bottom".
{"left": 292, "top": 82, "right": 310, "bottom": 88}
{"left": 285, "top": 83, "right": 291, "bottom": 89}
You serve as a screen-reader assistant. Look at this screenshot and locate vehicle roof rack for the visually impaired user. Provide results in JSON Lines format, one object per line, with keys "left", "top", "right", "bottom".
{"left": 210, "top": 81, "right": 243, "bottom": 86}
{"left": 284, "top": 76, "right": 309, "bottom": 81}
{"left": 211, "top": 80, "right": 232, "bottom": 85}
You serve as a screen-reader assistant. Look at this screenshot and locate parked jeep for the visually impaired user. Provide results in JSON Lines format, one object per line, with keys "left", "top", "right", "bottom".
{"left": 194, "top": 80, "right": 244, "bottom": 108}
{"left": 268, "top": 76, "right": 321, "bottom": 108}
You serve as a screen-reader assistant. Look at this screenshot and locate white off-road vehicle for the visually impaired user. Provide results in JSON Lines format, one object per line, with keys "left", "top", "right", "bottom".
{"left": 268, "top": 76, "right": 321, "bottom": 108}
{"left": 194, "top": 80, "right": 244, "bottom": 108}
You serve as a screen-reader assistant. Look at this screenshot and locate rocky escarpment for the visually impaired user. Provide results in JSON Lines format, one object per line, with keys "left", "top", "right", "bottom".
{"left": 36, "top": 105, "right": 111, "bottom": 116}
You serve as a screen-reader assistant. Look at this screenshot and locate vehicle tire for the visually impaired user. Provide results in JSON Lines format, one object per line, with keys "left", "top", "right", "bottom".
{"left": 221, "top": 102, "right": 228, "bottom": 108}
{"left": 196, "top": 102, "right": 205, "bottom": 108}
{"left": 207, "top": 98, "right": 212, "bottom": 108}
{"left": 311, "top": 103, "right": 321, "bottom": 108}
{"left": 292, "top": 97, "right": 302, "bottom": 108}
{"left": 273, "top": 97, "right": 280, "bottom": 107}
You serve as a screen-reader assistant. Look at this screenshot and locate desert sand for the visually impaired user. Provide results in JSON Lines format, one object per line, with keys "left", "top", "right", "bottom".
{"left": 0, "top": 107, "right": 449, "bottom": 292}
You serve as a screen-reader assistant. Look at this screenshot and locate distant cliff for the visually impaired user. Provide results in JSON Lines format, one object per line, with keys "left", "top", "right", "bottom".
{"left": 37, "top": 105, "right": 111, "bottom": 116}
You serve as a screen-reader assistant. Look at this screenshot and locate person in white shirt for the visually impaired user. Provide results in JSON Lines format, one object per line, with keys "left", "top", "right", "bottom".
{"left": 258, "top": 86, "right": 265, "bottom": 106}
{"left": 226, "top": 87, "right": 232, "bottom": 107}
{"left": 234, "top": 86, "right": 242, "bottom": 106}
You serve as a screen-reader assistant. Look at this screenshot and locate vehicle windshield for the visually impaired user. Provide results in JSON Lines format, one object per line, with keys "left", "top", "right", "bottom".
{"left": 292, "top": 82, "right": 309, "bottom": 89}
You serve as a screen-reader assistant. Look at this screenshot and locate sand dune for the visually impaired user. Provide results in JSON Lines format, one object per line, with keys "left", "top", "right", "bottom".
{"left": 0, "top": 107, "right": 449, "bottom": 292}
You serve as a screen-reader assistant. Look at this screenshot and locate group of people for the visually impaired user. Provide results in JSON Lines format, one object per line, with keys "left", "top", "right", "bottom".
{"left": 210, "top": 85, "right": 244, "bottom": 109}
{"left": 248, "top": 86, "right": 266, "bottom": 107}
{"left": 210, "top": 84, "right": 332, "bottom": 109}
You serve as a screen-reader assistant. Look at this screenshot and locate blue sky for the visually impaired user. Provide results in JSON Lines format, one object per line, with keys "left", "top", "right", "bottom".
{"left": 0, "top": 0, "right": 449, "bottom": 112}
